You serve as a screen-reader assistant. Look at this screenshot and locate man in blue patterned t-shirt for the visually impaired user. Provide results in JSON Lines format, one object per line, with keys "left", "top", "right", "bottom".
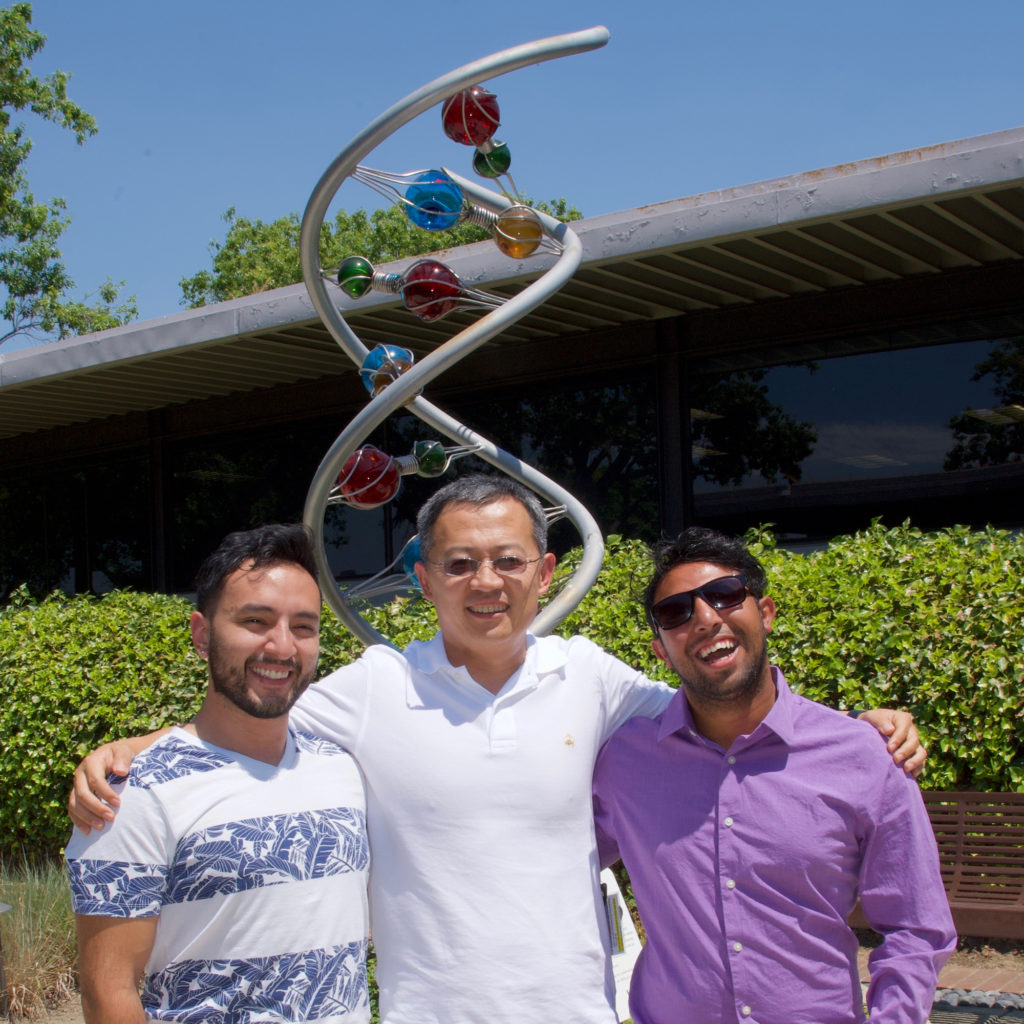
{"left": 65, "top": 524, "right": 370, "bottom": 1024}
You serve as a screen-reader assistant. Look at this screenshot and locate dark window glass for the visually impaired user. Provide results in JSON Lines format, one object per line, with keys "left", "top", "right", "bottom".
{"left": 691, "top": 335, "right": 1024, "bottom": 538}
{"left": 379, "top": 375, "right": 661, "bottom": 554}
{"left": 0, "top": 466, "right": 75, "bottom": 600}
{"left": 0, "top": 451, "right": 150, "bottom": 599}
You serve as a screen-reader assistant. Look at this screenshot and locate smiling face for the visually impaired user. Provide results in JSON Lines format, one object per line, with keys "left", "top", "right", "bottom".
{"left": 190, "top": 560, "right": 321, "bottom": 720}
{"left": 414, "top": 497, "right": 556, "bottom": 686}
{"left": 651, "top": 560, "right": 776, "bottom": 714}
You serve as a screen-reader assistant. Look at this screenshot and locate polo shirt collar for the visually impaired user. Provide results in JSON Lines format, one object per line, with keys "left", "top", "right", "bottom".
{"left": 404, "top": 631, "right": 566, "bottom": 703}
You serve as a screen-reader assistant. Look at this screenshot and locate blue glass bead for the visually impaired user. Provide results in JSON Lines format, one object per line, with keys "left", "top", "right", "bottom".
{"left": 359, "top": 344, "right": 415, "bottom": 396}
{"left": 405, "top": 170, "right": 463, "bottom": 231}
{"left": 402, "top": 536, "right": 423, "bottom": 591}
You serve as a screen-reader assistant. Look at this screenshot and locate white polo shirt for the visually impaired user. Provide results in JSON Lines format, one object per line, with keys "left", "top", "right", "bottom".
{"left": 290, "top": 632, "right": 673, "bottom": 1024}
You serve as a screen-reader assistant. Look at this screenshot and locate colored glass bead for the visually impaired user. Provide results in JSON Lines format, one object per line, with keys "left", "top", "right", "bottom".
{"left": 337, "top": 256, "right": 374, "bottom": 299}
{"left": 413, "top": 439, "right": 448, "bottom": 477}
{"left": 405, "top": 170, "right": 464, "bottom": 231}
{"left": 359, "top": 344, "right": 415, "bottom": 397}
{"left": 494, "top": 205, "right": 543, "bottom": 259}
{"left": 473, "top": 141, "right": 511, "bottom": 178}
{"left": 401, "top": 260, "right": 462, "bottom": 322}
{"left": 442, "top": 85, "right": 500, "bottom": 147}
{"left": 337, "top": 446, "right": 401, "bottom": 508}
{"left": 402, "top": 535, "right": 423, "bottom": 590}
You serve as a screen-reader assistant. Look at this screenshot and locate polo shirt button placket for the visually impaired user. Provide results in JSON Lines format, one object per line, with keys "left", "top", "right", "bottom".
{"left": 741, "top": 1004, "right": 752, "bottom": 1017}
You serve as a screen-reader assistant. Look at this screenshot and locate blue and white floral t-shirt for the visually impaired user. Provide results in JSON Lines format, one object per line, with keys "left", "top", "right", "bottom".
{"left": 66, "top": 726, "right": 370, "bottom": 1023}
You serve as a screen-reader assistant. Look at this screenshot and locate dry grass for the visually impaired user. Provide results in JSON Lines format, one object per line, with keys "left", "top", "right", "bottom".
{"left": 1, "top": 859, "right": 76, "bottom": 1019}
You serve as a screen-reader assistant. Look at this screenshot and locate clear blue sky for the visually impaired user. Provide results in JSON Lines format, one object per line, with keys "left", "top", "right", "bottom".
{"left": 12, "top": 0, "right": 1024, "bottom": 351}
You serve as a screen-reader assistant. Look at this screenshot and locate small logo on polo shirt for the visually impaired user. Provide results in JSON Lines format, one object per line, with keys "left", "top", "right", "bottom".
{"left": 563, "top": 733, "right": 575, "bottom": 748}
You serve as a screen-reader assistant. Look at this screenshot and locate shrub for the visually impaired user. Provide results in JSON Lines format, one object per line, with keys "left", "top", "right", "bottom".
{"left": 752, "top": 521, "right": 1024, "bottom": 790}
{"left": 0, "top": 586, "right": 205, "bottom": 860}
{"left": 3, "top": 521, "right": 1022, "bottom": 861}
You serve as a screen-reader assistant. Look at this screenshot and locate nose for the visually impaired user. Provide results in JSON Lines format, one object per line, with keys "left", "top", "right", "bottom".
{"left": 264, "top": 619, "right": 298, "bottom": 658}
{"left": 469, "top": 559, "right": 503, "bottom": 585}
{"left": 690, "top": 593, "right": 723, "bottom": 629}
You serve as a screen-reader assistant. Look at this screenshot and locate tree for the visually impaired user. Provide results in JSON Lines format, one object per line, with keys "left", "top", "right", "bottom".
{"left": 944, "top": 336, "right": 1024, "bottom": 470}
{"left": 0, "top": 3, "right": 136, "bottom": 346}
{"left": 690, "top": 368, "right": 818, "bottom": 486}
{"left": 179, "top": 199, "right": 582, "bottom": 307}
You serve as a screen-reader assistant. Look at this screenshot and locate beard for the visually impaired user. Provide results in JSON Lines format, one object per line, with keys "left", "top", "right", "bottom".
{"left": 671, "top": 633, "right": 770, "bottom": 713}
{"left": 207, "top": 635, "right": 317, "bottom": 719}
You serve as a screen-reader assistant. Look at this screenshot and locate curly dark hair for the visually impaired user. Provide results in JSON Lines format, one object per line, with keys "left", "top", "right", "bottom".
{"left": 194, "top": 523, "right": 318, "bottom": 614}
{"left": 643, "top": 527, "right": 767, "bottom": 630}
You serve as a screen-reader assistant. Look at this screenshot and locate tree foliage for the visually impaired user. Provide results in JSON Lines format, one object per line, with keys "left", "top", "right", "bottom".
{"left": 945, "top": 336, "right": 1024, "bottom": 470}
{"left": 692, "top": 368, "right": 818, "bottom": 485}
{"left": 179, "top": 199, "right": 582, "bottom": 307}
{"left": 0, "top": 3, "right": 136, "bottom": 345}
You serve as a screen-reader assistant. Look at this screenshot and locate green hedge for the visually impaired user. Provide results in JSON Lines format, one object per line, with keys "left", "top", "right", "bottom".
{"left": 3, "top": 522, "right": 1022, "bottom": 859}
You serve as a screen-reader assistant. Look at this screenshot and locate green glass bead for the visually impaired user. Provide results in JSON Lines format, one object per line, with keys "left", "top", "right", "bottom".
{"left": 473, "top": 141, "right": 511, "bottom": 178}
{"left": 413, "top": 440, "right": 449, "bottom": 477}
{"left": 337, "top": 256, "right": 374, "bottom": 299}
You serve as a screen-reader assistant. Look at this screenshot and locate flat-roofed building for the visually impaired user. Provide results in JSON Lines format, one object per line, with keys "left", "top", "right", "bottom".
{"left": 2, "top": 127, "right": 1022, "bottom": 597}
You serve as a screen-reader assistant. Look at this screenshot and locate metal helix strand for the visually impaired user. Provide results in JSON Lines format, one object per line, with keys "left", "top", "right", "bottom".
{"left": 300, "top": 27, "right": 610, "bottom": 649}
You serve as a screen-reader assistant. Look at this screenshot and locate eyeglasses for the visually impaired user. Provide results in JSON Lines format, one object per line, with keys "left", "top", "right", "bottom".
{"left": 427, "top": 555, "right": 543, "bottom": 578}
{"left": 648, "top": 575, "right": 749, "bottom": 630}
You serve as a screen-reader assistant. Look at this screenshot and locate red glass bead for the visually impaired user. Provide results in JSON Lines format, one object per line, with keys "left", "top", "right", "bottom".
{"left": 442, "top": 85, "right": 500, "bottom": 147}
{"left": 337, "top": 446, "right": 401, "bottom": 508}
{"left": 401, "top": 260, "right": 462, "bottom": 322}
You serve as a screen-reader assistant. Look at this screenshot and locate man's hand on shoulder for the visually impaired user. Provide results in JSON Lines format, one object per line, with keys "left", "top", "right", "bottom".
{"left": 856, "top": 708, "right": 926, "bottom": 777}
{"left": 69, "top": 730, "right": 170, "bottom": 833}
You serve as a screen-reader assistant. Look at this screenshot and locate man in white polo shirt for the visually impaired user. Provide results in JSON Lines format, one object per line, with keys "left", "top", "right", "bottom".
{"left": 70, "top": 478, "right": 923, "bottom": 1024}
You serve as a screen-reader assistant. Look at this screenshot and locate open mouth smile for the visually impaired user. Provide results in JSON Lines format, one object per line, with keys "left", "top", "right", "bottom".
{"left": 697, "top": 638, "right": 738, "bottom": 663}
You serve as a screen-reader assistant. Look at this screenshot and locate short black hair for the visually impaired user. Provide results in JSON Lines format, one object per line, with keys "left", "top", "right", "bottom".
{"left": 415, "top": 474, "right": 548, "bottom": 559}
{"left": 194, "top": 523, "right": 319, "bottom": 614}
{"left": 643, "top": 527, "right": 767, "bottom": 631}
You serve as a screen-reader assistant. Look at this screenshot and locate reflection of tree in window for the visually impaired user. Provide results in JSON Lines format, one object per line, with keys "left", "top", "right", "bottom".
{"left": 385, "top": 379, "right": 660, "bottom": 544}
{"left": 171, "top": 432, "right": 329, "bottom": 589}
{"left": 945, "top": 337, "right": 1024, "bottom": 471}
{"left": 691, "top": 369, "right": 817, "bottom": 486}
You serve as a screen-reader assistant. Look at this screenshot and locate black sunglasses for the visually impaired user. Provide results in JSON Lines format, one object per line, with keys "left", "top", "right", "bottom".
{"left": 648, "top": 574, "right": 749, "bottom": 630}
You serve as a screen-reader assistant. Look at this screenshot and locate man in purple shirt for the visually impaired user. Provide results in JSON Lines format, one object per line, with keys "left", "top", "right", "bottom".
{"left": 593, "top": 527, "right": 955, "bottom": 1024}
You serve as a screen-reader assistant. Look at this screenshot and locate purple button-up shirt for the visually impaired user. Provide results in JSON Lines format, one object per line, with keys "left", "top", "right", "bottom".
{"left": 593, "top": 668, "right": 955, "bottom": 1024}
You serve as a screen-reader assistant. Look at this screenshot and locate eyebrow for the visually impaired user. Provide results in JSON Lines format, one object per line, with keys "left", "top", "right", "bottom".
{"left": 235, "top": 603, "right": 320, "bottom": 621}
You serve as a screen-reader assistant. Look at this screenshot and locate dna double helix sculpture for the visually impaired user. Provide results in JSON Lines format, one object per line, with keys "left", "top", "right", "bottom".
{"left": 300, "top": 26, "right": 610, "bottom": 648}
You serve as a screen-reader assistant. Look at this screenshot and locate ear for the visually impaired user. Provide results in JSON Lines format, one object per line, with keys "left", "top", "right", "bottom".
{"left": 758, "top": 595, "right": 777, "bottom": 635}
{"left": 414, "top": 561, "right": 435, "bottom": 603}
{"left": 536, "top": 551, "right": 557, "bottom": 596}
{"left": 190, "top": 611, "right": 210, "bottom": 659}
{"left": 651, "top": 635, "right": 670, "bottom": 667}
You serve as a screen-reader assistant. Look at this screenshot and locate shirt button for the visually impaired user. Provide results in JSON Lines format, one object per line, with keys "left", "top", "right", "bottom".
{"left": 733, "top": 941, "right": 743, "bottom": 952}
{"left": 726, "top": 879, "right": 736, "bottom": 889}
{"left": 727, "top": 755, "right": 736, "bottom": 764}
{"left": 724, "top": 816, "right": 734, "bottom": 827}
{"left": 742, "top": 1006, "right": 752, "bottom": 1016}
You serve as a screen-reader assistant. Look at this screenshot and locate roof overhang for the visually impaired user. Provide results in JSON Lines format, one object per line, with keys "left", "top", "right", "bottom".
{"left": 2, "top": 126, "right": 1023, "bottom": 441}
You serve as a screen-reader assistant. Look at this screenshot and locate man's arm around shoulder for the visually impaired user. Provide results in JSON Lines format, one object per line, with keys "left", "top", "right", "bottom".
{"left": 859, "top": 758, "right": 956, "bottom": 1023}
{"left": 76, "top": 914, "right": 157, "bottom": 1024}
